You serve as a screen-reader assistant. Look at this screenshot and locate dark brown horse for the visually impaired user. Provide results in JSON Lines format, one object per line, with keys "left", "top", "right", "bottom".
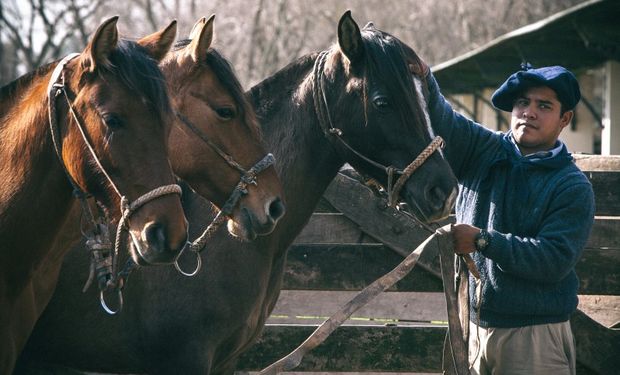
{"left": 0, "top": 17, "right": 189, "bottom": 373}
{"left": 17, "top": 12, "right": 456, "bottom": 375}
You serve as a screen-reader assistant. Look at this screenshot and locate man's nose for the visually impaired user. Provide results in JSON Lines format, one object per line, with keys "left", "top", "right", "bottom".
{"left": 522, "top": 106, "right": 535, "bottom": 119}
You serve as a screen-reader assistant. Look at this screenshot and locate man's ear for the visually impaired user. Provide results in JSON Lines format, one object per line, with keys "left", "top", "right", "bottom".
{"left": 560, "top": 110, "right": 574, "bottom": 130}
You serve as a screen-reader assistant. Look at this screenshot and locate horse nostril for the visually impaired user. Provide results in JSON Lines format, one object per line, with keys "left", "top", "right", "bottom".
{"left": 267, "top": 197, "right": 285, "bottom": 222}
{"left": 426, "top": 186, "right": 447, "bottom": 211}
{"left": 142, "top": 222, "right": 167, "bottom": 252}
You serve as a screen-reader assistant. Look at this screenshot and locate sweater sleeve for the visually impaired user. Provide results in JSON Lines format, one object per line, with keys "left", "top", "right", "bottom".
{"left": 481, "top": 177, "right": 595, "bottom": 283}
{"left": 426, "top": 72, "right": 502, "bottom": 179}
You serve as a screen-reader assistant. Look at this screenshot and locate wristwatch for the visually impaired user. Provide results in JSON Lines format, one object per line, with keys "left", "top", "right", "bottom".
{"left": 474, "top": 229, "right": 491, "bottom": 252}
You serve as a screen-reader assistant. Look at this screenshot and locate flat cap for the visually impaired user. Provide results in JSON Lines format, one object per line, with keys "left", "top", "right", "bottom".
{"left": 491, "top": 65, "right": 581, "bottom": 112}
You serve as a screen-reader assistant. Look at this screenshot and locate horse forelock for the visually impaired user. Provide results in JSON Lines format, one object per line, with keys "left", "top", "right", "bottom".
{"left": 100, "top": 39, "right": 172, "bottom": 119}
{"left": 327, "top": 28, "right": 429, "bottom": 141}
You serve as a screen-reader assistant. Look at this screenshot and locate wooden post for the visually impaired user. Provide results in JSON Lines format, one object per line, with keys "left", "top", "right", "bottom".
{"left": 602, "top": 60, "right": 620, "bottom": 155}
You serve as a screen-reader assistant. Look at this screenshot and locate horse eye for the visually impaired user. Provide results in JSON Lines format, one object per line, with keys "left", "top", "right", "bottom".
{"left": 373, "top": 96, "right": 390, "bottom": 109}
{"left": 102, "top": 113, "right": 124, "bottom": 131}
{"left": 215, "top": 107, "right": 236, "bottom": 120}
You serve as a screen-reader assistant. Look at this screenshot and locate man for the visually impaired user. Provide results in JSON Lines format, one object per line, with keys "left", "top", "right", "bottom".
{"left": 423, "top": 64, "right": 595, "bottom": 375}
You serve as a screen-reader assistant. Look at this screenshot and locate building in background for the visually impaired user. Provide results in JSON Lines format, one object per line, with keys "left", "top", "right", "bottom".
{"left": 432, "top": 0, "right": 619, "bottom": 155}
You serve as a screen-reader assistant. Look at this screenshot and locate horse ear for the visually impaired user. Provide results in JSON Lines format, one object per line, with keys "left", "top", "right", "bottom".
{"left": 188, "top": 14, "right": 214, "bottom": 63}
{"left": 188, "top": 16, "right": 207, "bottom": 40}
{"left": 81, "top": 16, "right": 119, "bottom": 73}
{"left": 137, "top": 20, "right": 177, "bottom": 62}
{"left": 338, "top": 10, "right": 364, "bottom": 64}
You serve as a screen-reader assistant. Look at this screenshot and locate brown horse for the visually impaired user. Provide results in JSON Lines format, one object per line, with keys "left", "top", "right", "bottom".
{"left": 17, "top": 12, "right": 456, "bottom": 375}
{"left": 162, "top": 16, "right": 284, "bottom": 241}
{"left": 0, "top": 17, "right": 190, "bottom": 373}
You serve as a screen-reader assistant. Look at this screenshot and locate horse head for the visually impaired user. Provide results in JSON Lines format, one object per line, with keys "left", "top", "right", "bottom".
{"left": 57, "top": 17, "right": 187, "bottom": 264}
{"left": 161, "top": 15, "right": 285, "bottom": 241}
{"left": 317, "top": 11, "right": 457, "bottom": 223}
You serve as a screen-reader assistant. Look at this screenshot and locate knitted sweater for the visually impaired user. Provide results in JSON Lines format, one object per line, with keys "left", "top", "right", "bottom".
{"left": 426, "top": 73, "right": 595, "bottom": 328}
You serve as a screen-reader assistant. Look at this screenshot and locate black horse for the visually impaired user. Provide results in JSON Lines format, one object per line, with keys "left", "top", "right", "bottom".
{"left": 17, "top": 12, "right": 457, "bottom": 375}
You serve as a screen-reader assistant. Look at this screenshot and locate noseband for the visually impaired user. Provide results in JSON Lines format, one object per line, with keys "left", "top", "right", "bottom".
{"left": 171, "top": 112, "right": 275, "bottom": 276}
{"left": 48, "top": 54, "right": 182, "bottom": 314}
{"left": 312, "top": 50, "right": 444, "bottom": 208}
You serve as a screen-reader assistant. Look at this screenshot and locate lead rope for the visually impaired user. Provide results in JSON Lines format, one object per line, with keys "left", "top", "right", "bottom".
{"left": 47, "top": 54, "right": 183, "bottom": 314}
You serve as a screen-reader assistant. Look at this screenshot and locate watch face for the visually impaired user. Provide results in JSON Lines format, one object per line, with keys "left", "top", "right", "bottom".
{"left": 476, "top": 231, "right": 489, "bottom": 250}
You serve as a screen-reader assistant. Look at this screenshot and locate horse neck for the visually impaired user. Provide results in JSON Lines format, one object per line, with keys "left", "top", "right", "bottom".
{"left": 0, "top": 66, "right": 76, "bottom": 285}
{"left": 249, "top": 54, "right": 344, "bottom": 246}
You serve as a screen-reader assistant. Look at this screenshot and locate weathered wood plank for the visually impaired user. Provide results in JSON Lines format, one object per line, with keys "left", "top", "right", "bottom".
{"left": 297, "top": 213, "right": 620, "bottom": 249}
{"left": 236, "top": 325, "right": 447, "bottom": 372}
{"left": 293, "top": 213, "right": 375, "bottom": 245}
{"left": 587, "top": 217, "right": 620, "bottom": 249}
{"left": 285, "top": 244, "right": 619, "bottom": 295}
{"left": 584, "top": 171, "right": 620, "bottom": 216}
{"left": 269, "top": 290, "right": 618, "bottom": 329}
{"left": 268, "top": 291, "right": 448, "bottom": 326}
{"left": 574, "top": 154, "right": 620, "bottom": 171}
{"left": 576, "top": 248, "right": 620, "bottom": 295}
{"left": 323, "top": 173, "right": 447, "bottom": 276}
{"left": 285, "top": 244, "right": 443, "bottom": 292}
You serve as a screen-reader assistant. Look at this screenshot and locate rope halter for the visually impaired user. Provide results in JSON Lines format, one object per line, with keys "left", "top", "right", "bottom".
{"left": 170, "top": 112, "right": 276, "bottom": 276}
{"left": 48, "top": 54, "right": 183, "bottom": 314}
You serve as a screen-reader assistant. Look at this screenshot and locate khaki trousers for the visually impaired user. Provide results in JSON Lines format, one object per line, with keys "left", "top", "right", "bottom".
{"left": 468, "top": 320, "right": 576, "bottom": 375}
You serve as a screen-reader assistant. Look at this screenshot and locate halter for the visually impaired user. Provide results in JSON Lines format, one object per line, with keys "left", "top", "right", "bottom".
{"left": 48, "top": 54, "right": 182, "bottom": 314}
{"left": 311, "top": 50, "right": 444, "bottom": 208}
{"left": 171, "top": 112, "right": 276, "bottom": 276}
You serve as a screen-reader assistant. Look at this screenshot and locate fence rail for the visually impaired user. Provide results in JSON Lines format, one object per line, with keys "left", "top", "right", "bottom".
{"left": 238, "top": 155, "right": 620, "bottom": 375}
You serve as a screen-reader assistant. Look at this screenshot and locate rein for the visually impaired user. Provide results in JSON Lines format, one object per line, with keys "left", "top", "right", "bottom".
{"left": 171, "top": 112, "right": 276, "bottom": 276}
{"left": 311, "top": 50, "right": 444, "bottom": 208}
{"left": 48, "top": 54, "right": 182, "bottom": 314}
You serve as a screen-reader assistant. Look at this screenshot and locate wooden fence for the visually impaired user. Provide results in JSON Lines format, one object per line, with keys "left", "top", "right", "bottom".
{"left": 236, "top": 155, "right": 620, "bottom": 375}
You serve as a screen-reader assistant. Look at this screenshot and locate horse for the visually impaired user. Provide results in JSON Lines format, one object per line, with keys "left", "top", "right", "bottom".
{"left": 17, "top": 12, "right": 457, "bottom": 375}
{"left": 161, "top": 15, "right": 285, "bottom": 242}
{"left": 0, "top": 16, "right": 194, "bottom": 373}
{"left": 1, "top": 14, "right": 285, "bottom": 374}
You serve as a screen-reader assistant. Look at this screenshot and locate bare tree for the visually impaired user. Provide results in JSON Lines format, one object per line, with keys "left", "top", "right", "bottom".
{"left": 0, "top": 0, "right": 109, "bottom": 85}
{"left": 1, "top": 0, "right": 586, "bottom": 87}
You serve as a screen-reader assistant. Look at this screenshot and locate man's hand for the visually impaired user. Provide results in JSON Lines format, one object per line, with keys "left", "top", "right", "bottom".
{"left": 451, "top": 223, "right": 481, "bottom": 254}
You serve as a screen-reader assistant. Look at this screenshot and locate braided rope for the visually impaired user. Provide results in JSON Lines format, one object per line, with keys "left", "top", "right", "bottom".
{"left": 111, "top": 184, "right": 182, "bottom": 282}
{"left": 388, "top": 136, "right": 444, "bottom": 207}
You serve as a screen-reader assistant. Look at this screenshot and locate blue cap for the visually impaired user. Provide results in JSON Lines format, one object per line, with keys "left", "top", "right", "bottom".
{"left": 491, "top": 64, "right": 581, "bottom": 112}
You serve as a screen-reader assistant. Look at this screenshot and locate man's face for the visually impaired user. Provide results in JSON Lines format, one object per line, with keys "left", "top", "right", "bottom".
{"left": 510, "top": 85, "right": 573, "bottom": 155}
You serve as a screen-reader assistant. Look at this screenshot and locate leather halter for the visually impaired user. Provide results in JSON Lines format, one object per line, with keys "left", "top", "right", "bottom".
{"left": 171, "top": 112, "right": 276, "bottom": 276}
{"left": 48, "top": 54, "right": 183, "bottom": 314}
{"left": 311, "top": 50, "right": 444, "bottom": 207}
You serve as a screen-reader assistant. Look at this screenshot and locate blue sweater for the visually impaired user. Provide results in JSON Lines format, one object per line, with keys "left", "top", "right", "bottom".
{"left": 426, "top": 73, "right": 595, "bottom": 328}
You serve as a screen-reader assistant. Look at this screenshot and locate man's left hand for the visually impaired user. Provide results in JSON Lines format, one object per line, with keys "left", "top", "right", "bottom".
{"left": 451, "top": 223, "right": 480, "bottom": 254}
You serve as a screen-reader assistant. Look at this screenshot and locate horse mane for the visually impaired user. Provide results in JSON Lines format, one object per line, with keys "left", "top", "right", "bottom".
{"left": 170, "top": 39, "right": 262, "bottom": 140}
{"left": 248, "top": 53, "right": 318, "bottom": 110}
{"left": 0, "top": 64, "right": 55, "bottom": 119}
